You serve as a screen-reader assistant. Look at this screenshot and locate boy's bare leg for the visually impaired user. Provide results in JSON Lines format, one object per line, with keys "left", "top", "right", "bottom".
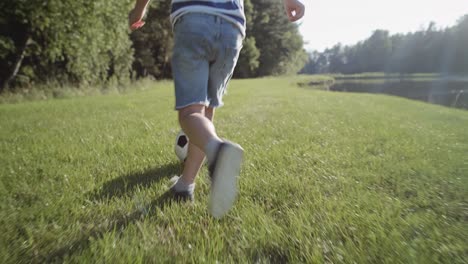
{"left": 178, "top": 104, "right": 221, "bottom": 152}
{"left": 177, "top": 104, "right": 243, "bottom": 218}
{"left": 179, "top": 107, "right": 215, "bottom": 185}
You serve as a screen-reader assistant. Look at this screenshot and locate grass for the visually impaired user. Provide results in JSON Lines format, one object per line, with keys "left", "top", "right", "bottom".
{"left": 0, "top": 76, "right": 467, "bottom": 263}
{"left": 0, "top": 78, "right": 164, "bottom": 104}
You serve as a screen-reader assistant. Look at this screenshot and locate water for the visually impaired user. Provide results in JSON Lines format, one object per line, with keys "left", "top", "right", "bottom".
{"left": 327, "top": 78, "right": 468, "bottom": 109}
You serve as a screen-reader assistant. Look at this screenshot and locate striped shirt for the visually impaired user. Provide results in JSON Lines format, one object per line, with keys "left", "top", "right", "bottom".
{"left": 170, "top": 0, "right": 246, "bottom": 36}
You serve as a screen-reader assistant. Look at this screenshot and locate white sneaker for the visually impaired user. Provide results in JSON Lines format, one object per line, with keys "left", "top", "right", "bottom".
{"left": 208, "top": 141, "right": 244, "bottom": 218}
{"left": 169, "top": 176, "right": 195, "bottom": 202}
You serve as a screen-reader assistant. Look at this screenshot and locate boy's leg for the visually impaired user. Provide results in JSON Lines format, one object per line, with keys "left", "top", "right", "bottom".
{"left": 178, "top": 105, "right": 222, "bottom": 161}
{"left": 170, "top": 106, "right": 219, "bottom": 201}
{"left": 178, "top": 104, "right": 243, "bottom": 218}
{"left": 171, "top": 14, "right": 243, "bottom": 217}
{"left": 179, "top": 107, "right": 215, "bottom": 185}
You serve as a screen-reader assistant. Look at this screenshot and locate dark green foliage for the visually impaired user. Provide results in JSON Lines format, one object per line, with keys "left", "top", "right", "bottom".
{"left": 0, "top": 0, "right": 308, "bottom": 90}
{"left": 246, "top": 0, "right": 307, "bottom": 76}
{"left": 233, "top": 0, "right": 260, "bottom": 78}
{"left": 130, "top": 0, "right": 173, "bottom": 79}
{"left": 0, "top": 0, "right": 134, "bottom": 90}
{"left": 234, "top": 36, "right": 260, "bottom": 78}
{"left": 302, "top": 15, "right": 468, "bottom": 74}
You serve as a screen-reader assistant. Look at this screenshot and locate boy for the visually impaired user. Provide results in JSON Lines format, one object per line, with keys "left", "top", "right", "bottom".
{"left": 129, "top": 0, "right": 305, "bottom": 218}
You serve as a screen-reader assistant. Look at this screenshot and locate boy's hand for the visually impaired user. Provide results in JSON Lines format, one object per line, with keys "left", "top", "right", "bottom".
{"left": 283, "top": 0, "right": 305, "bottom": 22}
{"left": 128, "top": 8, "right": 146, "bottom": 31}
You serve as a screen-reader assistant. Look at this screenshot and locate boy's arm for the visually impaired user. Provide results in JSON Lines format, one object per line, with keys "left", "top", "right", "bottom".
{"left": 283, "top": 0, "right": 305, "bottom": 22}
{"left": 129, "top": 0, "right": 151, "bottom": 30}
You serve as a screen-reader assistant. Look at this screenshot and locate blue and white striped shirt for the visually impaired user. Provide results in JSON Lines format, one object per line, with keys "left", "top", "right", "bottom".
{"left": 170, "top": 0, "right": 246, "bottom": 36}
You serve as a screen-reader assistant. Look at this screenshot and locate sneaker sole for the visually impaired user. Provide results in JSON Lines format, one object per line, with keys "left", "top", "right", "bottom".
{"left": 208, "top": 142, "right": 243, "bottom": 218}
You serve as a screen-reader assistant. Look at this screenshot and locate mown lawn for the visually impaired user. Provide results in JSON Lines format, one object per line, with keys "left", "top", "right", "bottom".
{"left": 0, "top": 76, "right": 467, "bottom": 263}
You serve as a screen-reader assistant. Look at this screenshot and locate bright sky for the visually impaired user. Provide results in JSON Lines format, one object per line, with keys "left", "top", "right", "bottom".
{"left": 298, "top": 0, "right": 468, "bottom": 52}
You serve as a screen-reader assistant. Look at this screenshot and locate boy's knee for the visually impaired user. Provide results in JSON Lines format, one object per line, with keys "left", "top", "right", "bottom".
{"left": 178, "top": 104, "right": 205, "bottom": 122}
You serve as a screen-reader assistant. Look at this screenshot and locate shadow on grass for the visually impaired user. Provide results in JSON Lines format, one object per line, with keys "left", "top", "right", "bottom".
{"left": 34, "top": 163, "right": 183, "bottom": 262}
{"left": 90, "top": 162, "right": 182, "bottom": 201}
{"left": 39, "top": 188, "right": 178, "bottom": 262}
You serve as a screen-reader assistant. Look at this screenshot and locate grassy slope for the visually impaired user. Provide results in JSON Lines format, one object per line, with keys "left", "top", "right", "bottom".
{"left": 0, "top": 77, "right": 467, "bottom": 263}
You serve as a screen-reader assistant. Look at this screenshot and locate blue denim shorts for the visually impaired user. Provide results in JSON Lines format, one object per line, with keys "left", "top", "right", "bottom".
{"left": 172, "top": 13, "right": 243, "bottom": 109}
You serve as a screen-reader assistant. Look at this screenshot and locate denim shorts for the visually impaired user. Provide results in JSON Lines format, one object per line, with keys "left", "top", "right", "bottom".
{"left": 172, "top": 13, "right": 243, "bottom": 109}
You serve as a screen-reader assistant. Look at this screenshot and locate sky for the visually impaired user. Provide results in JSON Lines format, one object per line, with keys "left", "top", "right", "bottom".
{"left": 298, "top": 0, "right": 468, "bottom": 52}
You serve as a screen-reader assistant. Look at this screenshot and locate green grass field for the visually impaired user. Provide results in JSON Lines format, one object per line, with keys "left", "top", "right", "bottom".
{"left": 1, "top": 76, "right": 467, "bottom": 263}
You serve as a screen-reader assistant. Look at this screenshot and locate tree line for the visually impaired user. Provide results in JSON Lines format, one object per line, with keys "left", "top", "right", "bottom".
{"left": 0, "top": 0, "right": 307, "bottom": 91}
{"left": 301, "top": 15, "right": 468, "bottom": 75}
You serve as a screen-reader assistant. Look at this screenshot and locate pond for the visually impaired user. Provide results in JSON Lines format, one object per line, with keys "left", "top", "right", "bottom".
{"left": 323, "top": 77, "right": 468, "bottom": 109}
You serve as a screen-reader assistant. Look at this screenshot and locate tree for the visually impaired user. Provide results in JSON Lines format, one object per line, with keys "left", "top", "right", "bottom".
{"left": 234, "top": 0, "right": 260, "bottom": 78}
{"left": 327, "top": 44, "right": 345, "bottom": 73}
{"left": 130, "top": 0, "right": 173, "bottom": 79}
{"left": 363, "top": 30, "right": 391, "bottom": 72}
{"left": 0, "top": 0, "right": 134, "bottom": 90}
{"left": 452, "top": 15, "right": 468, "bottom": 73}
{"left": 300, "top": 14, "right": 468, "bottom": 75}
{"left": 249, "top": 0, "right": 307, "bottom": 76}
